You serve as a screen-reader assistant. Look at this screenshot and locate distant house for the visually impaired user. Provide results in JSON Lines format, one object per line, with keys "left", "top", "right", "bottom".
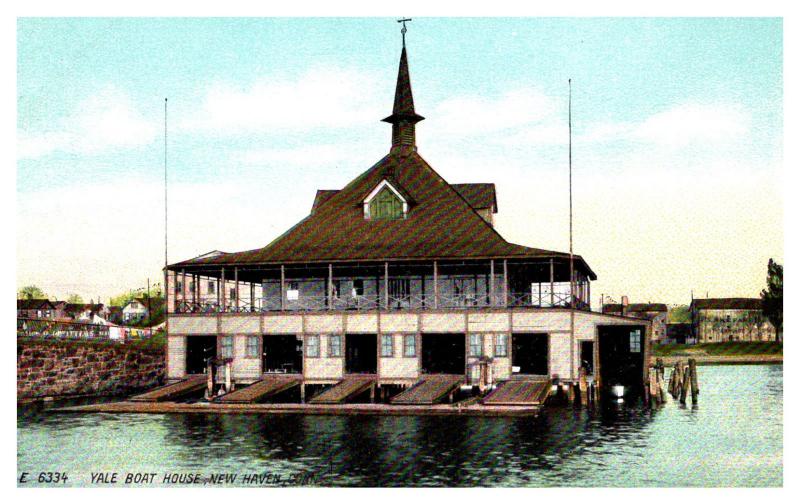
{"left": 602, "top": 303, "right": 668, "bottom": 342}
{"left": 122, "top": 297, "right": 165, "bottom": 325}
{"left": 690, "top": 298, "right": 776, "bottom": 342}
{"left": 17, "top": 299, "right": 63, "bottom": 320}
{"left": 65, "top": 303, "right": 108, "bottom": 322}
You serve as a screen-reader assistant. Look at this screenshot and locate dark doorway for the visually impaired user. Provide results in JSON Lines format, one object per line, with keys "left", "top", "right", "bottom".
{"left": 512, "top": 333, "right": 548, "bottom": 375}
{"left": 421, "top": 333, "right": 465, "bottom": 374}
{"left": 346, "top": 334, "right": 377, "bottom": 374}
{"left": 186, "top": 336, "right": 217, "bottom": 375}
{"left": 598, "top": 325, "right": 645, "bottom": 399}
{"left": 580, "top": 341, "right": 595, "bottom": 375}
{"left": 263, "top": 335, "right": 303, "bottom": 374}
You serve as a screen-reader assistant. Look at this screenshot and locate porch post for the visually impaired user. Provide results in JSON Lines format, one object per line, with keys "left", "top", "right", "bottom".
{"left": 216, "top": 272, "right": 220, "bottom": 307}
{"left": 489, "top": 259, "right": 495, "bottom": 306}
{"left": 549, "top": 259, "right": 555, "bottom": 307}
{"left": 328, "top": 263, "right": 333, "bottom": 311}
{"left": 384, "top": 261, "right": 389, "bottom": 310}
{"left": 250, "top": 282, "right": 255, "bottom": 312}
{"left": 502, "top": 259, "right": 508, "bottom": 307}
{"left": 221, "top": 267, "right": 226, "bottom": 312}
{"left": 193, "top": 274, "right": 198, "bottom": 307}
{"left": 234, "top": 267, "right": 239, "bottom": 312}
{"left": 280, "top": 265, "right": 285, "bottom": 311}
{"left": 587, "top": 279, "right": 591, "bottom": 308}
{"left": 433, "top": 261, "right": 439, "bottom": 309}
{"left": 181, "top": 269, "right": 186, "bottom": 312}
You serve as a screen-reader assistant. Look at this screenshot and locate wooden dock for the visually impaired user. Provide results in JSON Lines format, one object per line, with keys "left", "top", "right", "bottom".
{"left": 308, "top": 375, "right": 376, "bottom": 404}
{"left": 390, "top": 374, "right": 464, "bottom": 405}
{"left": 481, "top": 378, "right": 552, "bottom": 406}
{"left": 215, "top": 374, "right": 301, "bottom": 404}
{"left": 129, "top": 375, "right": 207, "bottom": 402}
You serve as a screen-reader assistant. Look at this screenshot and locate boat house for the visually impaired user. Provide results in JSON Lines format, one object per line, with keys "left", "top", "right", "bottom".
{"left": 163, "top": 36, "right": 651, "bottom": 406}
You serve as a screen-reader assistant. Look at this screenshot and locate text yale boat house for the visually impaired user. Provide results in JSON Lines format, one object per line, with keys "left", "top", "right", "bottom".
{"left": 164, "top": 38, "right": 650, "bottom": 404}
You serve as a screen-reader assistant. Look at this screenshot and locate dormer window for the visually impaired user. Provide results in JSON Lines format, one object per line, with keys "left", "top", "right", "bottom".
{"left": 363, "top": 180, "right": 407, "bottom": 220}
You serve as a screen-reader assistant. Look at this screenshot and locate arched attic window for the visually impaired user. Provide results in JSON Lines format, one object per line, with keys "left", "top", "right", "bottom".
{"left": 363, "top": 180, "right": 408, "bottom": 220}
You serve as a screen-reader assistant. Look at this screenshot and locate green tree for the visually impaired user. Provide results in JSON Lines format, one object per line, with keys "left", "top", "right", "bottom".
{"left": 66, "top": 293, "right": 84, "bottom": 304}
{"left": 668, "top": 305, "right": 691, "bottom": 324}
{"left": 18, "top": 285, "right": 47, "bottom": 300}
{"left": 761, "top": 258, "right": 783, "bottom": 340}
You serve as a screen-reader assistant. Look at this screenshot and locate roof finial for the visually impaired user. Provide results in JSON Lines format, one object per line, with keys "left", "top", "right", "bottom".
{"left": 398, "top": 18, "right": 411, "bottom": 47}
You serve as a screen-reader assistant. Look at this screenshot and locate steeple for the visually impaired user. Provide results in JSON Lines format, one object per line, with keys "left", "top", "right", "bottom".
{"left": 382, "top": 26, "right": 424, "bottom": 156}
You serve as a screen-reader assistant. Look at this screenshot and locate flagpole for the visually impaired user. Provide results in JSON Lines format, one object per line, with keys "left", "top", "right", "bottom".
{"left": 569, "top": 79, "right": 576, "bottom": 380}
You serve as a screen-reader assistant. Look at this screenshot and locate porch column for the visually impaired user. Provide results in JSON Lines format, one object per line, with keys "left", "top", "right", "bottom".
{"left": 181, "top": 269, "right": 186, "bottom": 312}
{"left": 193, "top": 273, "right": 198, "bottom": 307}
{"left": 489, "top": 259, "right": 495, "bottom": 306}
{"left": 234, "top": 267, "right": 239, "bottom": 312}
{"left": 384, "top": 261, "right": 389, "bottom": 310}
{"left": 250, "top": 282, "right": 255, "bottom": 312}
{"left": 328, "top": 263, "right": 333, "bottom": 311}
{"left": 433, "top": 261, "right": 439, "bottom": 309}
{"left": 280, "top": 265, "right": 285, "bottom": 311}
{"left": 502, "top": 260, "right": 508, "bottom": 307}
{"left": 549, "top": 259, "right": 555, "bottom": 307}
{"left": 216, "top": 272, "right": 220, "bottom": 307}
{"left": 221, "top": 268, "right": 226, "bottom": 312}
{"left": 587, "top": 280, "right": 591, "bottom": 308}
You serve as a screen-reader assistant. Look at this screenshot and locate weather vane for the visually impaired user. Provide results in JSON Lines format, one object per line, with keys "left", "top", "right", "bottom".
{"left": 398, "top": 18, "right": 412, "bottom": 47}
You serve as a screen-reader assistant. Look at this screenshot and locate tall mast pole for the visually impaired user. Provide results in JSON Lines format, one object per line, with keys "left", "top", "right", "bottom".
{"left": 569, "top": 79, "right": 576, "bottom": 380}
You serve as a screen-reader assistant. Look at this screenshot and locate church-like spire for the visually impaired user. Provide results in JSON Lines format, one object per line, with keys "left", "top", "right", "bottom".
{"left": 382, "top": 23, "right": 424, "bottom": 155}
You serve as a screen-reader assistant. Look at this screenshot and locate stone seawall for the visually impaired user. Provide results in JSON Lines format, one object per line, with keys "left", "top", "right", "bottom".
{"left": 17, "top": 338, "right": 165, "bottom": 400}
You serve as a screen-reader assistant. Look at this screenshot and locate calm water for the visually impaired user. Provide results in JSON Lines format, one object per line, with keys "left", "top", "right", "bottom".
{"left": 17, "top": 364, "right": 782, "bottom": 487}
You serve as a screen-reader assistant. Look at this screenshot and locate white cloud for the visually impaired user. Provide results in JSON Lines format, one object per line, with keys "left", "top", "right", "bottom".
{"left": 579, "top": 103, "right": 750, "bottom": 147}
{"left": 431, "top": 89, "right": 558, "bottom": 137}
{"left": 234, "top": 144, "right": 357, "bottom": 167}
{"left": 17, "top": 87, "right": 159, "bottom": 160}
{"left": 181, "top": 67, "right": 382, "bottom": 134}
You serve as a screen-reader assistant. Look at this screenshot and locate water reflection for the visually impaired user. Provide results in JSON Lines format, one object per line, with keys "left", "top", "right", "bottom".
{"left": 18, "top": 365, "right": 782, "bottom": 487}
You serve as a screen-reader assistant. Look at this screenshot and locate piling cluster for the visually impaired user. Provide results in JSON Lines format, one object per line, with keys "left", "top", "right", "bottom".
{"left": 667, "top": 358, "right": 699, "bottom": 404}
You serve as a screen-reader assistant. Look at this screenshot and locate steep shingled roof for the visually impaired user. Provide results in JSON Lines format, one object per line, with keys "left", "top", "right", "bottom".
{"left": 451, "top": 183, "right": 497, "bottom": 212}
{"left": 603, "top": 303, "right": 668, "bottom": 313}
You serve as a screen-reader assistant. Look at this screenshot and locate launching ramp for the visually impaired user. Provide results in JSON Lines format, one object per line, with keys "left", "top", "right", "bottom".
{"left": 130, "top": 375, "right": 207, "bottom": 402}
{"left": 215, "top": 374, "right": 301, "bottom": 404}
{"left": 309, "top": 375, "right": 376, "bottom": 404}
{"left": 391, "top": 374, "right": 464, "bottom": 405}
{"left": 481, "top": 378, "right": 552, "bottom": 406}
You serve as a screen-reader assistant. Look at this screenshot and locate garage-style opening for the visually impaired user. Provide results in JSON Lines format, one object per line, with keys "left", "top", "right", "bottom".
{"left": 511, "top": 333, "right": 548, "bottom": 375}
{"left": 598, "top": 325, "right": 646, "bottom": 400}
{"left": 580, "top": 340, "right": 595, "bottom": 375}
{"left": 185, "top": 335, "right": 217, "bottom": 375}
{"left": 346, "top": 334, "right": 377, "bottom": 374}
{"left": 422, "top": 333, "right": 465, "bottom": 374}
{"left": 263, "top": 335, "right": 303, "bottom": 374}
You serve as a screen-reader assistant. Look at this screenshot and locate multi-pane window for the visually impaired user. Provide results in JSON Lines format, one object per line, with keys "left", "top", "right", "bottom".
{"left": 403, "top": 335, "right": 416, "bottom": 357}
{"left": 175, "top": 280, "right": 182, "bottom": 294}
{"left": 494, "top": 334, "right": 508, "bottom": 357}
{"left": 329, "top": 335, "right": 342, "bottom": 357}
{"left": 469, "top": 334, "right": 483, "bottom": 357}
{"left": 220, "top": 336, "right": 233, "bottom": 358}
{"left": 230, "top": 288, "right": 236, "bottom": 300}
{"left": 368, "top": 186, "right": 404, "bottom": 220}
{"left": 208, "top": 280, "right": 216, "bottom": 294}
{"left": 189, "top": 281, "right": 195, "bottom": 293}
{"left": 381, "top": 335, "right": 394, "bottom": 357}
{"left": 629, "top": 330, "right": 641, "bottom": 353}
{"left": 306, "top": 335, "right": 320, "bottom": 357}
{"left": 246, "top": 335, "right": 259, "bottom": 358}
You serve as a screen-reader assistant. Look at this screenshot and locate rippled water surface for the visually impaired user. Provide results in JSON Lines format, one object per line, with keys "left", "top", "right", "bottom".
{"left": 17, "top": 364, "right": 782, "bottom": 487}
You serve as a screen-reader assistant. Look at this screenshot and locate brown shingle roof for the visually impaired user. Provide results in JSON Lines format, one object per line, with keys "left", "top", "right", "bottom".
{"left": 603, "top": 303, "right": 668, "bottom": 313}
{"left": 692, "top": 298, "right": 762, "bottom": 310}
{"left": 170, "top": 151, "right": 595, "bottom": 278}
{"left": 451, "top": 183, "right": 497, "bottom": 212}
{"left": 17, "top": 298, "right": 55, "bottom": 310}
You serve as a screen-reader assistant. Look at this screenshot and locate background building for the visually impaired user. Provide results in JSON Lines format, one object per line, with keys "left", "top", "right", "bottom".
{"left": 690, "top": 298, "right": 776, "bottom": 342}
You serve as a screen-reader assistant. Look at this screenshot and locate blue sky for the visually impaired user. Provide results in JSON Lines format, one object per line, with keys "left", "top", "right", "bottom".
{"left": 17, "top": 17, "right": 783, "bottom": 304}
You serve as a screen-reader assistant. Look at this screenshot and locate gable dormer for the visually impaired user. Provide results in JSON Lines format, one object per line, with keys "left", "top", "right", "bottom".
{"left": 363, "top": 179, "right": 408, "bottom": 220}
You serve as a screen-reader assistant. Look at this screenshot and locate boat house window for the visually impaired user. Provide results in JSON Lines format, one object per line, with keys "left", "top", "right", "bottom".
{"left": 469, "top": 334, "right": 483, "bottom": 357}
{"left": 403, "top": 335, "right": 416, "bottom": 357}
{"left": 381, "top": 335, "right": 394, "bottom": 357}
{"left": 306, "top": 335, "right": 320, "bottom": 357}
{"left": 208, "top": 280, "right": 215, "bottom": 294}
{"left": 246, "top": 335, "right": 259, "bottom": 358}
{"left": 220, "top": 336, "right": 233, "bottom": 358}
{"left": 329, "top": 335, "right": 342, "bottom": 357}
{"left": 629, "top": 330, "right": 641, "bottom": 353}
{"left": 369, "top": 187, "right": 404, "bottom": 219}
{"left": 494, "top": 334, "right": 508, "bottom": 357}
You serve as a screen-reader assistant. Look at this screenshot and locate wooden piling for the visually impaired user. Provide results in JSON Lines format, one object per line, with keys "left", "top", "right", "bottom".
{"left": 680, "top": 364, "right": 691, "bottom": 404}
{"left": 689, "top": 358, "right": 699, "bottom": 403}
{"left": 578, "top": 369, "right": 588, "bottom": 406}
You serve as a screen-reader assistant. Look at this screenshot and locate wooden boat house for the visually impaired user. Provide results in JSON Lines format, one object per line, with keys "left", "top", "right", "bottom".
{"left": 162, "top": 37, "right": 651, "bottom": 407}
